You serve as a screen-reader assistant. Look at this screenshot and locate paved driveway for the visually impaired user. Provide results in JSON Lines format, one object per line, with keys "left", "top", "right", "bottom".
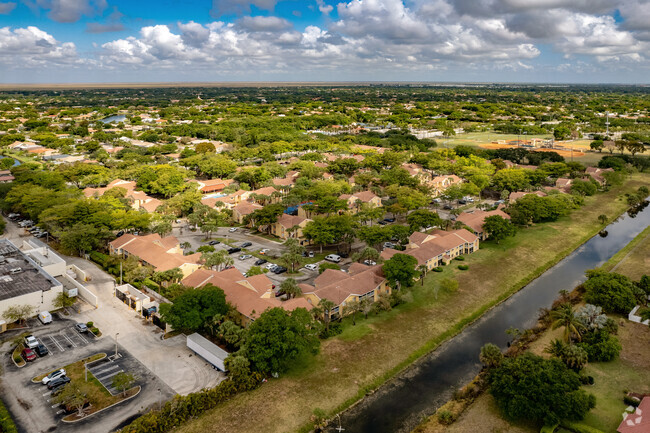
{"left": 2, "top": 218, "right": 224, "bottom": 396}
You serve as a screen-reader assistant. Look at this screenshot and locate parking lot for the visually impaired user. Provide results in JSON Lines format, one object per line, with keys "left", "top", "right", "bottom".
{"left": 38, "top": 324, "right": 96, "bottom": 355}
{"left": 87, "top": 356, "right": 131, "bottom": 395}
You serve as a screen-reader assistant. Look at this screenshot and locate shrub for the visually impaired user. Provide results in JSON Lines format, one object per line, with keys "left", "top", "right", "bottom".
{"left": 89, "top": 251, "right": 110, "bottom": 267}
{"left": 458, "top": 265, "right": 469, "bottom": 270}
{"left": 91, "top": 327, "right": 100, "bottom": 336}
{"left": 86, "top": 321, "right": 94, "bottom": 328}
{"left": 143, "top": 278, "right": 160, "bottom": 291}
{"left": 432, "top": 267, "right": 443, "bottom": 272}
{"left": 437, "top": 410, "right": 455, "bottom": 425}
{"left": 578, "top": 331, "right": 621, "bottom": 362}
{"left": 454, "top": 256, "right": 465, "bottom": 261}
{"left": 624, "top": 395, "right": 641, "bottom": 407}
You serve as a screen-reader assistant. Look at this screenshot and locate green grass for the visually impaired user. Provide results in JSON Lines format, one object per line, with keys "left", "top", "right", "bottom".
{"left": 175, "top": 173, "right": 650, "bottom": 433}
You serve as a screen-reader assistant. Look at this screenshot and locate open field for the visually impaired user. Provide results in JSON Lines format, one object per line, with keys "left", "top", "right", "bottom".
{"left": 172, "top": 173, "right": 650, "bottom": 433}
{"left": 420, "top": 215, "right": 650, "bottom": 433}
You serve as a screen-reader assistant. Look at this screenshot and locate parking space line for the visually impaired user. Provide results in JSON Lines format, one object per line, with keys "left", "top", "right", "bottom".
{"left": 61, "top": 333, "right": 77, "bottom": 348}
{"left": 47, "top": 335, "right": 64, "bottom": 352}
{"left": 72, "top": 329, "right": 89, "bottom": 344}
{"left": 92, "top": 365, "right": 120, "bottom": 376}
{"left": 97, "top": 369, "right": 123, "bottom": 381}
{"left": 42, "top": 392, "right": 51, "bottom": 397}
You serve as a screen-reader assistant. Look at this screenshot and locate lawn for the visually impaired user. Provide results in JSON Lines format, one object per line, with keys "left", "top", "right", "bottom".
{"left": 421, "top": 210, "right": 650, "bottom": 433}
{"left": 175, "top": 173, "right": 650, "bottom": 433}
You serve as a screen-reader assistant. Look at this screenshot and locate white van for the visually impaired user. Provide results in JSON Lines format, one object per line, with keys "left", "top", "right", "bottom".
{"left": 325, "top": 254, "right": 341, "bottom": 263}
{"left": 38, "top": 311, "right": 52, "bottom": 324}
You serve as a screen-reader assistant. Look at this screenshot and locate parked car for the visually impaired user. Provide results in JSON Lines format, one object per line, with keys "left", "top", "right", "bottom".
{"left": 308, "top": 251, "right": 315, "bottom": 258}
{"left": 42, "top": 369, "right": 66, "bottom": 385}
{"left": 273, "top": 266, "right": 287, "bottom": 274}
{"left": 254, "top": 258, "right": 267, "bottom": 266}
{"left": 363, "top": 260, "right": 377, "bottom": 266}
{"left": 384, "top": 217, "right": 396, "bottom": 223}
{"left": 238, "top": 254, "right": 252, "bottom": 260}
{"left": 304, "top": 264, "right": 318, "bottom": 271}
{"left": 47, "top": 376, "right": 71, "bottom": 390}
{"left": 432, "top": 198, "right": 442, "bottom": 203}
{"left": 209, "top": 240, "right": 221, "bottom": 245}
{"left": 22, "top": 347, "right": 37, "bottom": 362}
{"left": 458, "top": 199, "right": 467, "bottom": 205}
{"left": 337, "top": 251, "right": 349, "bottom": 258}
{"left": 377, "top": 220, "right": 388, "bottom": 225}
{"left": 35, "top": 232, "right": 48, "bottom": 238}
{"left": 228, "top": 227, "right": 238, "bottom": 232}
{"left": 383, "top": 242, "right": 395, "bottom": 249}
{"left": 443, "top": 204, "right": 453, "bottom": 210}
{"left": 75, "top": 323, "right": 88, "bottom": 333}
{"left": 325, "top": 254, "right": 341, "bottom": 263}
{"left": 240, "top": 242, "right": 252, "bottom": 248}
{"left": 24, "top": 335, "right": 39, "bottom": 349}
{"left": 116, "top": 230, "right": 125, "bottom": 237}
{"left": 265, "top": 263, "right": 277, "bottom": 270}
{"left": 35, "top": 343, "right": 49, "bottom": 357}
{"left": 259, "top": 248, "right": 270, "bottom": 255}
{"left": 227, "top": 247, "right": 241, "bottom": 254}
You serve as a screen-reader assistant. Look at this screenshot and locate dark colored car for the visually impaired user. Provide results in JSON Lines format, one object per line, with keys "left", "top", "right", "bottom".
{"left": 241, "top": 242, "right": 252, "bottom": 248}
{"left": 116, "top": 230, "right": 125, "bottom": 237}
{"left": 384, "top": 217, "right": 396, "bottom": 223}
{"left": 22, "top": 348, "right": 37, "bottom": 362}
{"left": 443, "top": 204, "right": 453, "bottom": 210}
{"left": 254, "top": 258, "right": 267, "bottom": 266}
{"left": 35, "top": 344, "right": 49, "bottom": 357}
{"left": 377, "top": 220, "right": 388, "bottom": 225}
{"left": 47, "top": 376, "right": 71, "bottom": 390}
{"left": 458, "top": 199, "right": 467, "bottom": 205}
{"left": 227, "top": 247, "right": 241, "bottom": 254}
{"left": 209, "top": 240, "right": 221, "bottom": 245}
{"left": 337, "top": 251, "right": 350, "bottom": 258}
{"left": 272, "top": 266, "right": 287, "bottom": 274}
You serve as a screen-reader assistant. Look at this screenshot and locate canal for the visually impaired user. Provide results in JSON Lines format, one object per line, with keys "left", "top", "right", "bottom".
{"left": 336, "top": 202, "right": 650, "bottom": 433}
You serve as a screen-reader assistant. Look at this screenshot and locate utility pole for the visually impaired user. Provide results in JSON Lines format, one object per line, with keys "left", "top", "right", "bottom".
{"left": 114, "top": 332, "right": 119, "bottom": 358}
{"left": 119, "top": 262, "right": 122, "bottom": 285}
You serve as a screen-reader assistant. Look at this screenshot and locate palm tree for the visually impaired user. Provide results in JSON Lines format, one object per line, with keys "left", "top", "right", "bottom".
{"left": 317, "top": 299, "right": 336, "bottom": 333}
{"left": 561, "top": 344, "right": 588, "bottom": 371}
{"left": 544, "top": 338, "right": 567, "bottom": 358}
{"left": 280, "top": 278, "right": 302, "bottom": 299}
{"left": 550, "top": 304, "right": 586, "bottom": 343}
{"left": 418, "top": 264, "right": 428, "bottom": 286}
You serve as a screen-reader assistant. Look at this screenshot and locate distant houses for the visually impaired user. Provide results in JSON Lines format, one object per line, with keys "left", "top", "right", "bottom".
{"left": 84, "top": 179, "right": 163, "bottom": 213}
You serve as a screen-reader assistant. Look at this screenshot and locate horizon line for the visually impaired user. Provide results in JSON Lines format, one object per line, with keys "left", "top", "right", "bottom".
{"left": 0, "top": 80, "right": 649, "bottom": 90}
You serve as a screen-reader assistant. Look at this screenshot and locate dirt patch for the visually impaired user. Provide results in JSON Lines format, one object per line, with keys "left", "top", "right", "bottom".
{"left": 619, "top": 320, "right": 650, "bottom": 370}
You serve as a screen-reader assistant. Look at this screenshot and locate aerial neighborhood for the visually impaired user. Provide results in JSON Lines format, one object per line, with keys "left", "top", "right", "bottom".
{"left": 0, "top": 86, "right": 648, "bottom": 433}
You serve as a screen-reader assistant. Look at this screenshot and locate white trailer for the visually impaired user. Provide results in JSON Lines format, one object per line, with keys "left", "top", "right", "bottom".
{"left": 186, "top": 333, "right": 229, "bottom": 371}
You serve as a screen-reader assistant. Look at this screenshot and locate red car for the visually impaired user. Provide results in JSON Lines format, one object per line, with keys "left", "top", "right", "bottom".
{"left": 22, "top": 347, "right": 37, "bottom": 362}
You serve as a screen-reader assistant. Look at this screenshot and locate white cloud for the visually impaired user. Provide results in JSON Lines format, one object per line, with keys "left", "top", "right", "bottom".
{"left": 34, "top": 0, "right": 107, "bottom": 23}
{"left": 0, "top": 26, "right": 81, "bottom": 66}
{"left": 316, "top": 0, "right": 333, "bottom": 15}
{"left": 238, "top": 16, "right": 291, "bottom": 32}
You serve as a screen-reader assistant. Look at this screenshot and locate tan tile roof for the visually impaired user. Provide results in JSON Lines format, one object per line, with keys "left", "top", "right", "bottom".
{"left": 509, "top": 190, "right": 547, "bottom": 202}
{"left": 456, "top": 209, "right": 511, "bottom": 234}
{"left": 110, "top": 234, "right": 193, "bottom": 272}
{"left": 277, "top": 213, "right": 309, "bottom": 229}
{"left": 252, "top": 186, "right": 277, "bottom": 196}
{"left": 233, "top": 201, "right": 263, "bottom": 216}
{"left": 304, "top": 265, "right": 386, "bottom": 305}
{"left": 181, "top": 268, "right": 311, "bottom": 320}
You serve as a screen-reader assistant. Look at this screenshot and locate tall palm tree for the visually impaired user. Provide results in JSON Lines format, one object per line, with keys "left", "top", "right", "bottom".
{"left": 317, "top": 299, "right": 336, "bottom": 333}
{"left": 418, "top": 264, "right": 428, "bottom": 286}
{"left": 280, "top": 278, "right": 301, "bottom": 299}
{"left": 550, "top": 304, "right": 586, "bottom": 343}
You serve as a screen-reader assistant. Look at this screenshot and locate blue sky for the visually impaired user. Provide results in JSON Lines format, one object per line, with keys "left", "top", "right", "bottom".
{"left": 0, "top": 0, "right": 649, "bottom": 83}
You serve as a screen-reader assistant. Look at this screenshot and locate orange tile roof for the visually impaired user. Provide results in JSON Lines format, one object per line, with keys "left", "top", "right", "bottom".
{"left": 618, "top": 397, "right": 650, "bottom": 433}
{"left": 304, "top": 265, "right": 386, "bottom": 305}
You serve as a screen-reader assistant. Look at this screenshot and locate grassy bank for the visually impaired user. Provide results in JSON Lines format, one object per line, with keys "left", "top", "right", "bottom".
{"left": 175, "top": 173, "right": 649, "bottom": 433}
{"left": 420, "top": 206, "right": 650, "bottom": 433}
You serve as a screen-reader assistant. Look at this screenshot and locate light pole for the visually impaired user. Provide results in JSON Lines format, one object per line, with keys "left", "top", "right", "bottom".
{"left": 114, "top": 332, "right": 119, "bottom": 358}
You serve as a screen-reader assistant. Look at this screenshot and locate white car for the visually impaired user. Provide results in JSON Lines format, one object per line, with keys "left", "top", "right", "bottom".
{"left": 259, "top": 248, "right": 270, "bottom": 255}
{"left": 325, "top": 254, "right": 341, "bottom": 263}
{"left": 238, "top": 254, "right": 252, "bottom": 260}
{"left": 24, "top": 335, "right": 39, "bottom": 349}
{"left": 363, "top": 260, "right": 377, "bottom": 266}
{"left": 265, "top": 263, "right": 278, "bottom": 270}
{"left": 304, "top": 264, "right": 318, "bottom": 271}
{"left": 229, "top": 227, "right": 238, "bottom": 232}
{"left": 42, "top": 369, "right": 66, "bottom": 385}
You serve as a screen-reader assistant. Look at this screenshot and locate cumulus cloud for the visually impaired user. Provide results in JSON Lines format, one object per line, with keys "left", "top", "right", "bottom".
{"left": 33, "top": 0, "right": 107, "bottom": 23}
{"left": 316, "top": 0, "right": 333, "bottom": 15}
{"left": 0, "top": 26, "right": 82, "bottom": 66}
{"left": 237, "top": 16, "right": 291, "bottom": 32}
{"left": 0, "top": 2, "right": 16, "bottom": 14}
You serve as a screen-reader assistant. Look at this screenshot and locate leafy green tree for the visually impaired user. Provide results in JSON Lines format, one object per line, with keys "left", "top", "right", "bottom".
{"left": 136, "top": 165, "right": 189, "bottom": 197}
{"left": 382, "top": 253, "right": 418, "bottom": 289}
{"left": 357, "top": 226, "right": 391, "bottom": 250}
{"left": 223, "top": 354, "right": 252, "bottom": 383}
{"left": 492, "top": 168, "right": 530, "bottom": 192}
{"left": 583, "top": 270, "right": 638, "bottom": 314}
{"left": 597, "top": 214, "right": 608, "bottom": 225}
{"left": 218, "top": 320, "right": 245, "bottom": 350}
{"left": 559, "top": 344, "right": 589, "bottom": 371}
{"left": 52, "top": 381, "right": 91, "bottom": 417}
{"left": 53, "top": 292, "right": 76, "bottom": 310}
{"left": 244, "top": 204, "right": 284, "bottom": 234}
{"left": 351, "top": 247, "right": 380, "bottom": 264}
{"left": 112, "top": 372, "right": 136, "bottom": 397}
{"left": 488, "top": 353, "right": 596, "bottom": 425}
{"left": 195, "top": 142, "right": 216, "bottom": 153}
{"left": 314, "top": 298, "right": 336, "bottom": 333}
{"left": 159, "top": 284, "right": 229, "bottom": 333}
{"left": 577, "top": 330, "right": 621, "bottom": 362}
{"left": 2, "top": 304, "right": 34, "bottom": 325}
{"left": 482, "top": 215, "right": 516, "bottom": 244}
{"left": 58, "top": 223, "right": 109, "bottom": 257}
{"left": 303, "top": 214, "right": 357, "bottom": 253}
{"left": 406, "top": 209, "right": 442, "bottom": 231}
{"left": 479, "top": 343, "right": 503, "bottom": 369}
{"left": 343, "top": 299, "right": 361, "bottom": 325}
{"left": 244, "top": 308, "right": 319, "bottom": 373}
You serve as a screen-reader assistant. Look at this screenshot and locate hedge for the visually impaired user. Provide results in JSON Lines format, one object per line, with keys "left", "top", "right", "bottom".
{"left": 143, "top": 278, "right": 160, "bottom": 291}
{"left": 458, "top": 265, "right": 469, "bottom": 270}
{"left": 89, "top": 251, "right": 110, "bottom": 267}
{"left": 432, "top": 267, "right": 444, "bottom": 272}
{"left": 118, "top": 372, "right": 264, "bottom": 433}
{"left": 0, "top": 398, "right": 18, "bottom": 433}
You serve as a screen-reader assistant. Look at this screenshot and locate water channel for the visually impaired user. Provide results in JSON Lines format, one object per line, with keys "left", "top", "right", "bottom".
{"left": 100, "top": 114, "right": 126, "bottom": 124}
{"left": 336, "top": 202, "right": 650, "bottom": 433}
